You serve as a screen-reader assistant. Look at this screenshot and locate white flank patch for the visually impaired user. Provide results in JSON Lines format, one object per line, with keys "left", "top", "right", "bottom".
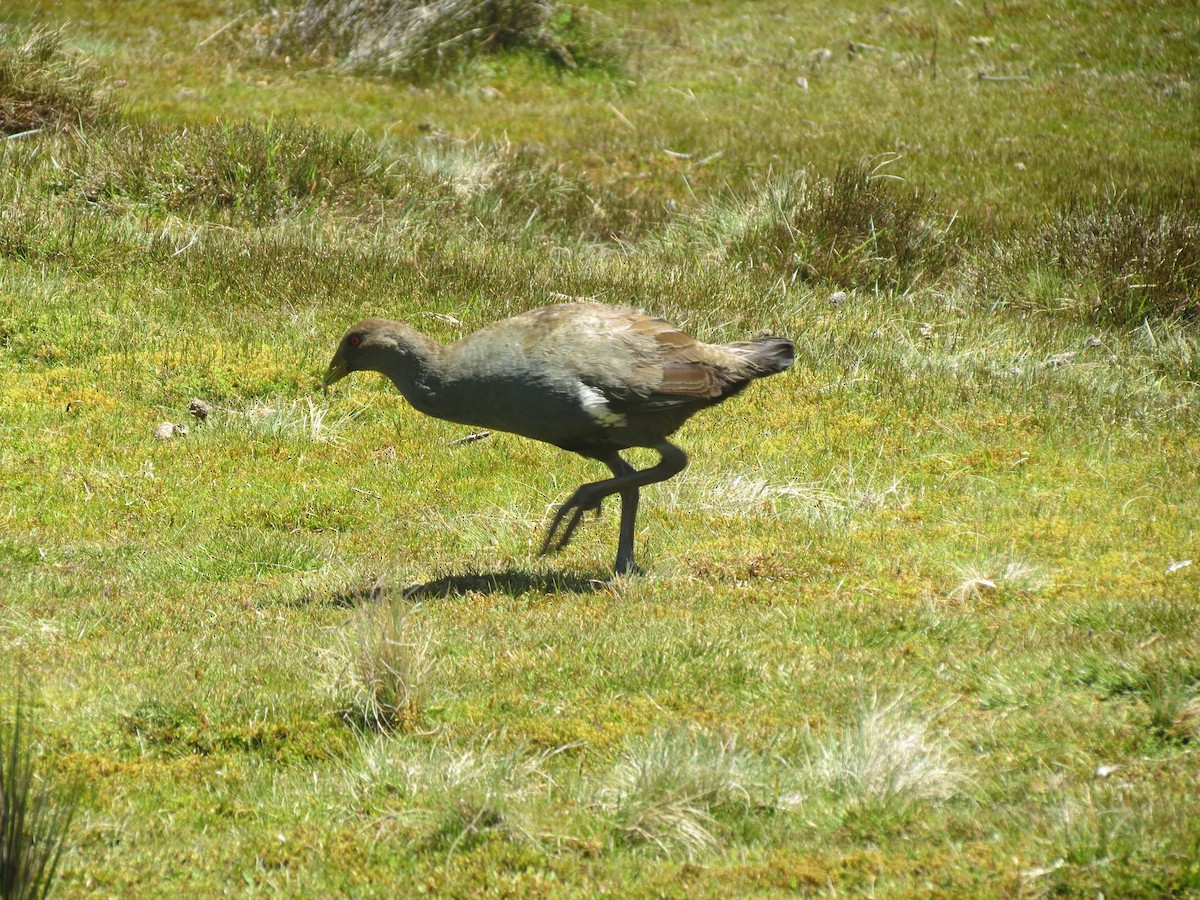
{"left": 577, "top": 383, "right": 627, "bottom": 427}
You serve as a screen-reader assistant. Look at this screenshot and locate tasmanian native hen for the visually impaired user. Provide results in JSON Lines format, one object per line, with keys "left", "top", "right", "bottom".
{"left": 324, "top": 302, "right": 794, "bottom": 575}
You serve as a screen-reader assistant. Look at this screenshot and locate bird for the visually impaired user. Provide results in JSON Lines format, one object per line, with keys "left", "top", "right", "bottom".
{"left": 323, "top": 302, "right": 793, "bottom": 575}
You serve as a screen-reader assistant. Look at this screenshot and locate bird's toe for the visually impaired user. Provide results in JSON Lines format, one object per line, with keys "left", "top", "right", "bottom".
{"left": 540, "top": 485, "right": 606, "bottom": 554}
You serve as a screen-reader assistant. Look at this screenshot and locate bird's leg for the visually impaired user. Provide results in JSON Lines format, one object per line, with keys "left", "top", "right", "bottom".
{"left": 539, "top": 452, "right": 647, "bottom": 558}
{"left": 540, "top": 442, "right": 688, "bottom": 574}
{"left": 607, "top": 455, "right": 640, "bottom": 576}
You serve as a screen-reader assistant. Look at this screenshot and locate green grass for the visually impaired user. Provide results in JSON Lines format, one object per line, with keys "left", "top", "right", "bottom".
{"left": 1, "top": 0, "right": 1199, "bottom": 895}
{"left": 1, "top": 678, "right": 79, "bottom": 900}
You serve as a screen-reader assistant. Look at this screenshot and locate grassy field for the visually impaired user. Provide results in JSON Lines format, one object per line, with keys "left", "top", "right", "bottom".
{"left": 1, "top": 0, "right": 1198, "bottom": 895}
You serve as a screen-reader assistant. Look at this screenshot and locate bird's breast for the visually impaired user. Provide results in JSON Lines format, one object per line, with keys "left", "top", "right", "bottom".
{"left": 423, "top": 368, "right": 617, "bottom": 447}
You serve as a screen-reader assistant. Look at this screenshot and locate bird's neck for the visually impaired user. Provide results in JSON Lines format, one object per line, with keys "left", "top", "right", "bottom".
{"left": 373, "top": 330, "right": 448, "bottom": 412}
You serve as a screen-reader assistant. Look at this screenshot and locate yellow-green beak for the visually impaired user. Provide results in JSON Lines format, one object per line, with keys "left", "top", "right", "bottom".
{"left": 323, "top": 354, "right": 350, "bottom": 394}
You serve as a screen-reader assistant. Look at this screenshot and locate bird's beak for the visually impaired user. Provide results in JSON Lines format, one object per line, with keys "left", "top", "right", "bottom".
{"left": 323, "top": 353, "right": 350, "bottom": 395}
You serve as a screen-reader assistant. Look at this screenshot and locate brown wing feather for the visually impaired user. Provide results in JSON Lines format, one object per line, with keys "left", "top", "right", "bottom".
{"left": 478, "top": 303, "right": 772, "bottom": 403}
{"left": 654, "top": 355, "right": 731, "bottom": 398}
{"left": 620, "top": 312, "right": 741, "bottom": 399}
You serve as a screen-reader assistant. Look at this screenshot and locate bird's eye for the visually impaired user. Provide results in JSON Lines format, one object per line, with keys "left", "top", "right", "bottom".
{"left": 348, "top": 334, "right": 363, "bottom": 347}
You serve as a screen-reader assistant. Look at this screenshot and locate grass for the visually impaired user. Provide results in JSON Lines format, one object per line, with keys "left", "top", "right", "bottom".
{"left": 672, "top": 157, "right": 960, "bottom": 293}
{"left": 802, "top": 694, "right": 967, "bottom": 813}
{"left": 1, "top": 678, "right": 78, "bottom": 900}
{"left": 343, "top": 594, "right": 436, "bottom": 731}
{"left": 0, "top": 22, "right": 110, "bottom": 135}
{"left": 0, "top": 0, "right": 1198, "bottom": 894}
{"left": 262, "top": 0, "right": 624, "bottom": 80}
{"left": 597, "top": 727, "right": 771, "bottom": 858}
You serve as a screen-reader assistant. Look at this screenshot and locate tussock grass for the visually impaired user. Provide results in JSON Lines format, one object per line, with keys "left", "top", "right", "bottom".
{"left": 803, "top": 695, "right": 967, "bottom": 811}
{"left": 1132, "top": 318, "right": 1200, "bottom": 385}
{"left": 346, "top": 735, "right": 573, "bottom": 855}
{"left": 1166, "top": 696, "right": 1200, "bottom": 743}
{"left": 26, "top": 119, "right": 654, "bottom": 242}
{"left": 948, "top": 557, "right": 1045, "bottom": 605}
{"left": 674, "top": 165, "right": 1196, "bottom": 326}
{"left": 202, "top": 397, "right": 360, "bottom": 445}
{"left": 596, "top": 727, "right": 772, "bottom": 858}
{"left": 1051, "top": 785, "right": 1141, "bottom": 870}
{"left": 672, "top": 157, "right": 958, "bottom": 292}
{"left": 264, "top": 0, "right": 622, "bottom": 80}
{"left": 344, "top": 597, "right": 435, "bottom": 731}
{"left": 1137, "top": 673, "right": 1200, "bottom": 744}
{"left": 60, "top": 120, "right": 420, "bottom": 224}
{"left": 1, "top": 679, "right": 77, "bottom": 900}
{"left": 0, "top": 24, "right": 110, "bottom": 136}
{"left": 1025, "top": 782, "right": 1200, "bottom": 896}
{"left": 415, "top": 136, "right": 661, "bottom": 242}
{"left": 662, "top": 467, "right": 904, "bottom": 529}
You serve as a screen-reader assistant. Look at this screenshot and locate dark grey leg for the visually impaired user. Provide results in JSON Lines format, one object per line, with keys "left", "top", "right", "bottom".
{"left": 605, "top": 455, "right": 639, "bottom": 575}
{"left": 541, "top": 441, "right": 689, "bottom": 574}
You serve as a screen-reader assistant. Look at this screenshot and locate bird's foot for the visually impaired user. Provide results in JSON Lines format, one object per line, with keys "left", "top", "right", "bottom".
{"left": 612, "top": 557, "right": 642, "bottom": 578}
{"left": 540, "top": 485, "right": 606, "bottom": 556}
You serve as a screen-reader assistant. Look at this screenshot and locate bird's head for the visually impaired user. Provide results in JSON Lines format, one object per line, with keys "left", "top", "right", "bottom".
{"left": 323, "top": 318, "right": 438, "bottom": 394}
{"left": 324, "top": 319, "right": 388, "bottom": 392}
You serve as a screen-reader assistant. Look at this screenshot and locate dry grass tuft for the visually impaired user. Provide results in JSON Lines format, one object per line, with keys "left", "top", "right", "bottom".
{"left": 212, "top": 398, "right": 360, "bottom": 445}
{"left": 1167, "top": 696, "right": 1200, "bottom": 743}
{"left": 263, "top": 0, "right": 622, "bottom": 80}
{"left": 806, "top": 695, "right": 967, "bottom": 808}
{"left": 414, "top": 137, "right": 658, "bottom": 242}
{"left": 948, "top": 558, "right": 1045, "bottom": 604}
{"left": 596, "top": 727, "right": 769, "bottom": 858}
{"left": 0, "top": 24, "right": 110, "bottom": 136}
{"left": 346, "top": 597, "right": 435, "bottom": 731}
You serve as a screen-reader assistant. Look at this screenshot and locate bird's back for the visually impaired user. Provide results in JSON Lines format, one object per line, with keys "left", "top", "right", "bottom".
{"left": 436, "top": 303, "right": 792, "bottom": 456}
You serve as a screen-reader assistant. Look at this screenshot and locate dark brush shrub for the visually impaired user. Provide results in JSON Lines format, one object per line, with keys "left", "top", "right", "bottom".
{"left": 720, "top": 159, "right": 958, "bottom": 292}
{"left": 1039, "top": 194, "right": 1199, "bottom": 324}
{"left": 263, "top": 0, "right": 623, "bottom": 81}
{"left": 0, "top": 24, "right": 111, "bottom": 136}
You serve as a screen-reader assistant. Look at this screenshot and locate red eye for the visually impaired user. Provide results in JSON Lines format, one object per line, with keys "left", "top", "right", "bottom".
{"left": 349, "top": 334, "right": 362, "bottom": 347}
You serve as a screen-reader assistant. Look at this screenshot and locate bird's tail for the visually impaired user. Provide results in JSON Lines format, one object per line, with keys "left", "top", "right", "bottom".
{"left": 728, "top": 337, "right": 795, "bottom": 376}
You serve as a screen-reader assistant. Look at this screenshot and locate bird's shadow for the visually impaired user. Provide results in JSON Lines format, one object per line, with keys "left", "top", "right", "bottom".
{"left": 326, "top": 567, "right": 610, "bottom": 607}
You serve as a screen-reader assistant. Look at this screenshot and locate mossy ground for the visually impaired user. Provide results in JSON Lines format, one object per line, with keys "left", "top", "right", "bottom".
{"left": 2, "top": 0, "right": 1198, "bottom": 895}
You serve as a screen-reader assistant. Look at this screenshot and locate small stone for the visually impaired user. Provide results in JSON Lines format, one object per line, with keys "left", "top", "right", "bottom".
{"left": 829, "top": 290, "right": 848, "bottom": 307}
{"left": 808, "top": 48, "right": 833, "bottom": 68}
{"left": 188, "top": 398, "right": 213, "bottom": 421}
{"left": 154, "top": 422, "right": 176, "bottom": 441}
